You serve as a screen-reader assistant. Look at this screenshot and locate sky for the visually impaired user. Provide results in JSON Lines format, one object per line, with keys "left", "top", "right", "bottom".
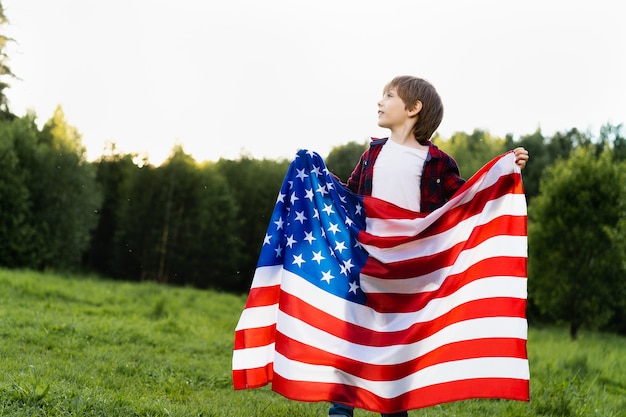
{"left": 3, "top": 0, "right": 625, "bottom": 165}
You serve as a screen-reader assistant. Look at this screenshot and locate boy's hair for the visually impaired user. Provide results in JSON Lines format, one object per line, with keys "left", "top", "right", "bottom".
{"left": 384, "top": 75, "right": 443, "bottom": 145}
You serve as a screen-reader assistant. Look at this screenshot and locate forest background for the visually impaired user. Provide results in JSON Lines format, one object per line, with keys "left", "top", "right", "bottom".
{"left": 0, "top": 3, "right": 625, "bottom": 342}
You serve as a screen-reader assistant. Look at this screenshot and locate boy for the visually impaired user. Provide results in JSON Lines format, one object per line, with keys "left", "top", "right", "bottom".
{"left": 328, "top": 75, "right": 529, "bottom": 417}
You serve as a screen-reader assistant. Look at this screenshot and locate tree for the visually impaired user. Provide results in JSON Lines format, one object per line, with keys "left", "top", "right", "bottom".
{"left": 111, "top": 146, "right": 243, "bottom": 290}
{"left": 528, "top": 147, "right": 626, "bottom": 339}
{"left": 505, "top": 129, "right": 548, "bottom": 201}
{"left": 31, "top": 106, "right": 102, "bottom": 269}
{"left": 0, "top": 116, "right": 37, "bottom": 266}
{"left": 436, "top": 129, "right": 506, "bottom": 179}
{"left": 83, "top": 144, "right": 139, "bottom": 276}
{"left": 0, "top": 1, "right": 17, "bottom": 119}
{"left": 325, "top": 140, "right": 367, "bottom": 182}
{"left": 216, "top": 156, "right": 290, "bottom": 289}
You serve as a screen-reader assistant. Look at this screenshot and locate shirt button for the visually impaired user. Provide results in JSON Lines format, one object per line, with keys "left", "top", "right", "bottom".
{"left": 436, "top": 178, "right": 441, "bottom": 183}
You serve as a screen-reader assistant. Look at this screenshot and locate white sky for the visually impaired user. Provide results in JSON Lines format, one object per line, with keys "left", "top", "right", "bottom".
{"left": 4, "top": 0, "right": 626, "bottom": 165}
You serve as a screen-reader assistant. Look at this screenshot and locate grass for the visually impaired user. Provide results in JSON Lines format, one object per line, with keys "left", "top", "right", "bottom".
{"left": 1, "top": 268, "right": 625, "bottom": 416}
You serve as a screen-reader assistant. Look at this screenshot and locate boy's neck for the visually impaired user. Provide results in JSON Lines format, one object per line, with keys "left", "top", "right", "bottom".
{"left": 389, "top": 129, "right": 427, "bottom": 150}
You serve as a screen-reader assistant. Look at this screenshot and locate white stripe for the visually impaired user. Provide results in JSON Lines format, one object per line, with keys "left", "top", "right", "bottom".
{"left": 232, "top": 343, "right": 275, "bottom": 370}
{"left": 274, "top": 353, "right": 529, "bottom": 398}
{"left": 234, "top": 303, "right": 278, "bottom": 330}
{"left": 361, "top": 235, "right": 528, "bottom": 293}
{"left": 248, "top": 264, "right": 282, "bottom": 289}
{"left": 276, "top": 313, "right": 527, "bottom": 366}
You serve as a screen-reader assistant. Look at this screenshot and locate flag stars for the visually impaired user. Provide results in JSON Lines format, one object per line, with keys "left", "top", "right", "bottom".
{"left": 327, "top": 222, "right": 340, "bottom": 234}
{"left": 311, "top": 251, "right": 325, "bottom": 264}
{"left": 303, "top": 231, "right": 316, "bottom": 244}
{"left": 274, "top": 245, "right": 283, "bottom": 258}
{"left": 348, "top": 281, "right": 360, "bottom": 294}
{"left": 290, "top": 192, "right": 299, "bottom": 205}
{"left": 342, "top": 258, "right": 354, "bottom": 274}
{"left": 320, "top": 270, "right": 335, "bottom": 284}
{"left": 311, "top": 164, "right": 322, "bottom": 176}
{"left": 263, "top": 234, "right": 272, "bottom": 245}
{"left": 292, "top": 253, "right": 305, "bottom": 267}
{"left": 286, "top": 234, "right": 297, "bottom": 248}
{"left": 274, "top": 216, "right": 285, "bottom": 230}
{"left": 322, "top": 203, "right": 335, "bottom": 216}
{"left": 296, "top": 168, "right": 309, "bottom": 181}
{"left": 305, "top": 188, "right": 314, "bottom": 201}
{"left": 276, "top": 192, "right": 286, "bottom": 204}
{"left": 334, "top": 240, "right": 347, "bottom": 254}
{"left": 295, "top": 211, "right": 307, "bottom": 224}
{"left": 316, "top": 184, "right": 328, "bottom": 196}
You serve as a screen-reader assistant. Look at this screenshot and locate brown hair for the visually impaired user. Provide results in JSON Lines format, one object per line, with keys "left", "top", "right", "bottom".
{"left": 383, "top": 76, "right": 443, "bottom": 145}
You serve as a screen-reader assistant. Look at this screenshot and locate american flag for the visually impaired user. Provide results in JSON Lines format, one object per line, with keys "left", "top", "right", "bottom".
{"left": 232, "top": 149, "right": 529, "bottom": 413}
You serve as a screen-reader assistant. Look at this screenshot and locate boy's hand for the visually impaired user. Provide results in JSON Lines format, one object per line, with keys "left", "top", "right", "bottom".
{"left": 513, "top": 147, "right": 529, "bottom": 169}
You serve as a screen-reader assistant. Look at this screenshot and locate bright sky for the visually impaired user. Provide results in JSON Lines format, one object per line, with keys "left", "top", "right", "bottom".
{"left": 4, "top": 0, "right": 625, "bottom": 165}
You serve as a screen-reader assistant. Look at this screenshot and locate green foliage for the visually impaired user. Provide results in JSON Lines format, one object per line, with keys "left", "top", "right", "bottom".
{"left": 436, "top": 129, "right": 507, "bottom": 179}
{"left": 0, "top": 117, "right": 37, "bottom": 266}
{"left": 0, "top": 111, "right": 101, "bottom": 270}
{"left": 83, "top": 146, "right": 138, "bottom": 276}
{"left": 0, "top": 1, "right": 17, "bottom": 118}
{"left": 528, "top": 147, "right": 626, "bottom": 338}
{"left": 29, "top": 106, "right": 103, "bottom": 269}
{"left": 111, "top": 146, "right": 243, "bottom": 290}
{"left": 1, "top": 268, "right": 626, "bottom": 416}
{"left": 325, "top": 140, "right": 368, "bottom": 182}
{"left": 216, "top": 155, "right": 290, "bottom": 290}
{"left": 506, "top": 129, "right": 549, "bottom": 201}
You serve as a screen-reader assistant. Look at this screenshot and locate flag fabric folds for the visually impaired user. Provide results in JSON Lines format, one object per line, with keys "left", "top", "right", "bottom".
{"left": 232, "top": 149, "right": 529, "bottom": 413}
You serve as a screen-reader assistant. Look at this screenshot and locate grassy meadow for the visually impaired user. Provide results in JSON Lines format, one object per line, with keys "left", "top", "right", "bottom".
{"left": 0, "top": 268, "right": 625, "bottom": 416}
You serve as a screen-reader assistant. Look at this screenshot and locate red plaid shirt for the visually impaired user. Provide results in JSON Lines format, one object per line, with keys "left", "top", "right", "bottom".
{"left": 346, "top": 138, "right": 466, "bottom": 213}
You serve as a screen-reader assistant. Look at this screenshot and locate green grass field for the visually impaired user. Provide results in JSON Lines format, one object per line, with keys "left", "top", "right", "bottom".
{"left": 1, "top": 268, "right": 625, "bottom": 416}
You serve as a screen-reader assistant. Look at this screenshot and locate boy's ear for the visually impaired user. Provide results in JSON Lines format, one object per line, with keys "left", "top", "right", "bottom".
{"left": 408, "top": 100, "right": 422, "bottom": 117}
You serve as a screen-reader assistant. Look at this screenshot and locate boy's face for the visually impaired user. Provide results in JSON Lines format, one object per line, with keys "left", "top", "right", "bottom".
{"left": 377, "top": 88, "right": 416, "bottom": 130}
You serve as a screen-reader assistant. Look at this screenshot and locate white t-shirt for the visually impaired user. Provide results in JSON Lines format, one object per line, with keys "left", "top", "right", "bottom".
{"left": 371, "top": 139, "right": 428, "bottom": 212}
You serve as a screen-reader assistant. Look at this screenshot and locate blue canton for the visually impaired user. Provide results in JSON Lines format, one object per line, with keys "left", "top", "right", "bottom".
{"left": 257, "top": 149, "right": 368, "bottom": 304}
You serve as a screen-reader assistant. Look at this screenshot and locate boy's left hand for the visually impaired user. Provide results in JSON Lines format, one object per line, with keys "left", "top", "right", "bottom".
{"left": 513, "top": 147, "right": 529, "bottom": 169}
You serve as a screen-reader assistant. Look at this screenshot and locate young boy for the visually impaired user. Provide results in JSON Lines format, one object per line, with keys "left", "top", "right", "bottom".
{"left": 328, "top": 75, "right": 529, "bottom": 417}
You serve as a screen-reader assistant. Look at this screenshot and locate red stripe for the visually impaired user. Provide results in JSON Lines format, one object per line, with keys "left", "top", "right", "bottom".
{"left": 280, "top": 290, "right": 526, "bottom": 347}
{"left": 362, "top": 196, "right": 427, "bottom": 220}
{"left": 233, "top": 324, "right": 276, "bottom": 349}
{"left": 272, "top": 374, "right": 529, "bottom": 413}
{"left": 243, "top": 284, "right": 280, "bottom": 308}
{"left": 232, "top": 363, "right": 274, "bottom": 390}
{"left": 365, "top": 257, "right": 527, "bottom": 313}
{"left": 275, "top": 333, "right": 527, "bottom": 381}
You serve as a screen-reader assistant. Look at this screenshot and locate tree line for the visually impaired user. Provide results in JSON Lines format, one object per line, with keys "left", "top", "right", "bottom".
{"left": 0, "top": 2, "right": 624, "bottom": 338}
